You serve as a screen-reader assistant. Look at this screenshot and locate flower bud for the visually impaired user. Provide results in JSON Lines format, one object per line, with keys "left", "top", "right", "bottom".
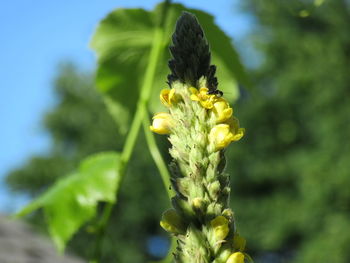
{"left": 192, "top": 197, "right": 204, "bottom": 210}
{"left": 160, "top": 88, "right": 177, "bottom": 107}
{"left": 226, "top": 252, "right": 245, "bottom": 263}
{"left": 208, "top": 181, "right": 221, "bottom": 197}
{"left": 160, "top": 209, "right": 186, "bottom": 234}
{"left": 211, "top": 216, "right": 230, "bottom": 240}
{"left": 150, "top": 112, "right": 172, "bottom": 135}
{"left": 209, "top": 124, "right": 235, "bottom": 150}
{"left": 209, "top": 117, "right": 245, "bottom": 151}
{"left": 212, "top": 98, "right": 233, "bottom": 123}
{"left": 222, "top": 209, "right": 234, "bottom": 222}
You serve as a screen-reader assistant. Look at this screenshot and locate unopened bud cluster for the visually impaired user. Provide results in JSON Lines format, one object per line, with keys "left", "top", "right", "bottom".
{"left": 151, "top": 78, "right": 250, "bottom": 263}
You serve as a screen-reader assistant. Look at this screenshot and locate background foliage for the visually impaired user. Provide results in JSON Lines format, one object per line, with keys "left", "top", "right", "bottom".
{"left": 6, "top": 0, "right": 350, "bottom": 262}
{"left": 229, "top": 0, "right": 350, "bottom": 262}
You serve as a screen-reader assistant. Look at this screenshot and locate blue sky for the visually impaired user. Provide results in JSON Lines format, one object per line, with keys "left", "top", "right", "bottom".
{"left": 0, "top": 0, "right": 252, "bottom": 212}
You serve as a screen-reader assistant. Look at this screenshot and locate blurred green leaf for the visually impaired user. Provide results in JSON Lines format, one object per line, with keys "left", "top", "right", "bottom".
{"left": 16, "top": 152, "right": 121, "bottom": 252}
{"left": 90, "top": 2, "right": 248, "bottom": 128}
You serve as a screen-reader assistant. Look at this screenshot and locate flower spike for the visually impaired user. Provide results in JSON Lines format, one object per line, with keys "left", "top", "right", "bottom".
{"left": 150, "top": 12, "right": 250, "bottom": 263}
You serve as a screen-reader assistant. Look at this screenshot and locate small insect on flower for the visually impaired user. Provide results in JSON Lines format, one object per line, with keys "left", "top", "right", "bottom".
{"left": 206, "top": 65, "right": 223, "bottom": 97}
{"left": 207, "top": 89, "right": 223, "bottom": 97}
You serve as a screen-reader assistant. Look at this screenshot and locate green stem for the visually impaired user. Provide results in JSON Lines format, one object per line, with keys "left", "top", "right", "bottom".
{"left": 143, "top": 111, "right": 176, "bottom": 263}
{"left": 91, "top": 204, "right": 113, "bottom": 261}
{"left": 91, "top": 16, "right": 167, "bottom": 263}
{"left": 143, "top": 116, "right": 174, "bottom": 199}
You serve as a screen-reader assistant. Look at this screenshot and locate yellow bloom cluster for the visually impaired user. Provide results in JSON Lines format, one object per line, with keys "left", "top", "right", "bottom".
{"left": 149, "top": 88, "right": 178, "bottom": 134}
{"left": 189, "top": 87, "right": 217, "bottom": 109}
{"left": 150, "top": 86, "right": 245, "bottom": 151}
{"left": 189, "top": 87, "right": 245, "bottom": 151}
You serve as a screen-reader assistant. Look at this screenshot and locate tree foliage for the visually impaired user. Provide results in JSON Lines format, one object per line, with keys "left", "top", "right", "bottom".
{"left": 227, "top": 0, "right": 350, "bottom": 262}
{"left": 7, "top": 64, "right": 169, "bottom": 262}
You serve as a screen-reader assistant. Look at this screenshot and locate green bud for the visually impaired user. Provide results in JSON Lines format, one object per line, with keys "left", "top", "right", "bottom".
{"left": 209, "top": 181, "right": 221, "bottom": 198}
{"left": 192, "top": 197, "right": 204, "bottom": 210}
{"left": 222, "top": 209, "right": 234, "bottom": 222}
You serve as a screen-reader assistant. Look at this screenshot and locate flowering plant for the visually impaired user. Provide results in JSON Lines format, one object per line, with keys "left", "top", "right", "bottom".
{"left": 150, "top": 12, "right": 250, "bottom": 263}
{"left": 15, "top": 3, "right": 251, "bottom": 262}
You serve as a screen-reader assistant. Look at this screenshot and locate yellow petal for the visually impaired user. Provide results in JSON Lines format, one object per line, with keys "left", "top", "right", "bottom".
{"left": 216, "top": 108, "right": 233, "bottom": 123}
{"left": 199, "top": 87, "right": 209, "bottom": 94}
{"left": 226, "top": 252, "right": 245, "bottom": 263}
{"left": 160, "top": 209, "right": 185, "bottom": 234}
{"left": 189, "top": 87, "right": 199, "bottom": 94}
{"left": 211, "top": 215, "right": 229, "bottom": 228}
{"left": 200, "top": 100, "right": 214, "bottom": 109}
{"left": 190, "top": 94, "right": 200, "bottom": 101}
{"left": 232, "top": 128, "right": 245, "bottom": 142}
{"left": 212, "top": 97, "right": 233, "bottom": 122}
{"left": 209, "top": 124, "right": 233, "bottom": 150}
{"left": 211, "top": 216, "right": 230, "bottom": 240}
{"left": 160, "top": 89, "right": 171, "bottom": 106}
{"left": 190, "top": 86, "right": 218, "bottom": 109}
{"left": 160, "top": 88, "right": 177, "bottom": 107}
{"left": 226, "top": 117, "right": 245, "bottom": 142}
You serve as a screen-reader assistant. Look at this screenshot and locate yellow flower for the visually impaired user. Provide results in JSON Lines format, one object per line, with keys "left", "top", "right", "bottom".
{"left": 209, "top": 124, "right": 235, "bottom": 150}
{"left": 212, "top": 98, "right": 233, "bottom": 123}
{"left": 160, "top": 209, "right": 186, "bottom": 234}
{"left": 150, "top": 112, "right": 172, "bottom": 135}
{"left": 211, "top": 216, "right": 230, "bottom": 240}
{"left": 226, "top": 252, "right": 245, "bottom": 263}
{"left": 189, "top": 87, "right": 217, "bottom": 109}
{"left": 209, "top": 117, "right": 245, "bottom": 151}
{"left": 226, "top": 117, "right": 245, "bottom": 142}
{"left": 160, "top": 88, "right": 177, "bottom": 107}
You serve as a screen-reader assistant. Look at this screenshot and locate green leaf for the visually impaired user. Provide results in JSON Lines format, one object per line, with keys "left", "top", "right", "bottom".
{"left": 90, "top": 2, "right": 249, "bottom": 125}
{"left": 16, "top": 152, "right": 121, "bottom": 252}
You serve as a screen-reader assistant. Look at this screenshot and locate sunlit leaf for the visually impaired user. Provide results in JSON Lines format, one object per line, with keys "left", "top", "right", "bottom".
{"left": 16, "top": 152, "right": 121, "bottom": 252}
{"left": 90, "top": 2, "right": 249, "bottom": 127}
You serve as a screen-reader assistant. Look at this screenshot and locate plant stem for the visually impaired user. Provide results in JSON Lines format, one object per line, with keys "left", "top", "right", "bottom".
{"left": 91, "top": 10, "right": 168, "bottom": 263}
{"left": 143, "top": 116, "right": 173, "bottom": 199}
